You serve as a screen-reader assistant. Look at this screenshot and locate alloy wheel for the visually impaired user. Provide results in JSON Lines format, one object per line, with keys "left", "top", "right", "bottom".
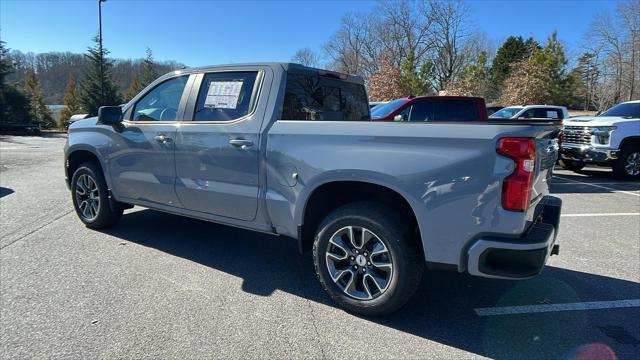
{"left": 75, "top": 174, "right": 100, "bottom": 221}
{"left": 624, "top": 152, "right": 640, "bottom": 176}
{"left": 325, "top": 226, "right": 393, "bottom": 300}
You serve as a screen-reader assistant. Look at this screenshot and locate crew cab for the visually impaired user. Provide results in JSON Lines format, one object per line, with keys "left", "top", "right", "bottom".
{"left": 490, "top": 105, "right": 569, "bottom": 121}
{"left": 64, "top": 63, "right": 562, "bottom": 315}
{"left": 370, "top": 96, "right": 488, "bottom": 122}
{"left": 561, "top": 100, "right": 640, "bottom": 179}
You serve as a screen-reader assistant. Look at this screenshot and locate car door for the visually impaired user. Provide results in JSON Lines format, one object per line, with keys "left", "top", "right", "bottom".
{"left": 174, "top": 67, "right": 271, "bottom": 221}
{"left": 109, "top": 74, "right": 193, "bottom": 207}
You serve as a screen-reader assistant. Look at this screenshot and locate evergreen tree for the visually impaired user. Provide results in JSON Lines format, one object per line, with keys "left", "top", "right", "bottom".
{"left": 124, "top": 70, "right": 139, "bottom": 102}
{"left": 0, "top": 40, "right": 31, "bottom": 124}
{"left": 139, "top": 47, "right": 159, "bottom": 89}
{"left": 60, "top": 74, "right": 80, "bottom": 127}
{"left": 79, "top": 36, "right": 122, "bottom": 116}
{"left": 0, "top": 40, "right": 11, "bottom": 92}
{"left": 447, "top": 52, "right": 491, "bottom": 98}
{"left": 399, "top": 46, "right": 433, "bottom": 96}
{"left": 490, "top": 36, "right": 539, "bottom": 91}
{"left": 532, "top": 31, "right": 568, "bottom": 104}
{"left": 24, "top": 67, "right": 54, "bottom": 127}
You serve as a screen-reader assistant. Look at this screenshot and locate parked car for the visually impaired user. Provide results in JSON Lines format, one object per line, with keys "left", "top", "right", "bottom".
{"left": 370, "top": 96, "right": 488, "bottom": 122}
{"left": 490, "top": 105, "right": 568, "bottom": 120}
{"left": 560, "top": 100, "right": 640, "bottom": 179}
{"left": 65, "top": 63, "right": 562, "bottom": 315}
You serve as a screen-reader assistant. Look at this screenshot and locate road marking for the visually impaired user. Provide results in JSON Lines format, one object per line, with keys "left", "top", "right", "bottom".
{"left": 554, "top": 176, "right": 640, "bottom": 197}
{"left": 561, "top": 213, "right": 640, "bottom": 217}
{"left": 475, "top": 299, "right": 640, "bottom": 316}
{"left": 551, "top": 182, "right": 640, "bottom": 186}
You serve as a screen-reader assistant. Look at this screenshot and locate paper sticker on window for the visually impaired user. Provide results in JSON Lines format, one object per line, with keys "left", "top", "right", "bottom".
{"left": 546, "top": 111, "right": 558, "bottom": 119}
{"left": 204, "top": 81, "right": 243, "bottom": 109}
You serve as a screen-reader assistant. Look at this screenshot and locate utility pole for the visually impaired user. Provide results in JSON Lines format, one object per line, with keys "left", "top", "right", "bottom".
{"left": 98, "top": 0, "right": 106, "bottom": 105}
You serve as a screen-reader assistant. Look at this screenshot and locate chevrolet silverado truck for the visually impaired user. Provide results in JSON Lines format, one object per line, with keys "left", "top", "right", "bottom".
{"left": 64, "top": 63, "right": 562, "bottom": 315}
{"left": 561, "top": 100, "right": 640, "bottom": 179}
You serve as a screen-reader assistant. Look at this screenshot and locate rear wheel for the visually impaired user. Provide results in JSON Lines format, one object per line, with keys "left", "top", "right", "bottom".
{"left": 613, "top": 146, "right": 640, "bottom": 180}
{"left": 71, "top": 162, "right": 123, "bottom": 228}
{"left": 313, "top": 202, "right": 423, "bottom": 316}
{"left": 561, "top": 159, "right": 585, "bottom": 172}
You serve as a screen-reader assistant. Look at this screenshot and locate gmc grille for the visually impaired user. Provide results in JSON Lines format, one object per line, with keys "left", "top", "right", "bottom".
{"left": 563, "top": 126, "right": 592, "bottom": 145}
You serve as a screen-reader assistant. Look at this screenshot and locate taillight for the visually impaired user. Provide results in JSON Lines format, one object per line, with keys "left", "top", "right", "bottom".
{"left": 496, "top": 137, "right": 536, "bottom": 212}
{"left": 558, "top": 130, "right": 564, "bottom": 147}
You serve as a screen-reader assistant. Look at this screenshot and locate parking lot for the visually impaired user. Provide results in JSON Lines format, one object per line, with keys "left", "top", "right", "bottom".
{"left": 1, "top": 134, "right": 638, "bottom": 359}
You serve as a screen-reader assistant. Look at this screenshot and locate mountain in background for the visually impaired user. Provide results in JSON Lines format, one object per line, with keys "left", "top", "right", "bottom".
{"left": 5, "top": 50, "right": 185, "bottom": 104}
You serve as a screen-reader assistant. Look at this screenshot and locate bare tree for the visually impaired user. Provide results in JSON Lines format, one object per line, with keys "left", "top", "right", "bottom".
{"left": 499, "top": 59, "right": 552, "bottom": 105}
{"left": 291, "top": 48, "right": 320, "bottom": 67}
{"left": 368, "top": 53, "right": 410, "bottom": 100}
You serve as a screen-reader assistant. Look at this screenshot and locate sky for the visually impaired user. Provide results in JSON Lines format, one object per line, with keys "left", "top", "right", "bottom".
{"left": 0, "top": 0, "right": 620, "bottom": 67}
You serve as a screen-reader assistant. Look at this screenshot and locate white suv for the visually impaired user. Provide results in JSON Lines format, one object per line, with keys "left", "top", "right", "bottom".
{"left": 490, "top": 105, "right": 569, "bottom": 120}
{"left": 561, "top": 100, "right": 640, "bottom": 179}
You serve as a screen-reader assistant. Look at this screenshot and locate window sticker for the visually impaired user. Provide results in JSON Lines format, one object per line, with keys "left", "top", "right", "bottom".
{"left": 204, "top": 81, "right": 244, "bottom": 109}
{"left": 546, "top": 110, "right": 559, "bottom": 118}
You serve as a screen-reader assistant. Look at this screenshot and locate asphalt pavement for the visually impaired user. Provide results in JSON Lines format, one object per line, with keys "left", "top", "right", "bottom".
{"left": 1, "top": 134, "right": 639, "bottom": 359}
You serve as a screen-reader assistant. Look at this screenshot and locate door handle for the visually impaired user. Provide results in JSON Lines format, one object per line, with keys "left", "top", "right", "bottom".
{"left": 229, "top": 139, "right": 253, "bottom": 149}
{"left": 154, "top": 134, "right": 172, "bottom": 143}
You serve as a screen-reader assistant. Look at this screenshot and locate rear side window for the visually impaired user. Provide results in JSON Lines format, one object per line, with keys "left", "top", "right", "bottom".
{"left": 432, "top": 99, "right": 479, "bottom": 121}
{"left": 281, "top": 73, "right": 369, "bottom": 121}
{"left": 193, "top": 71, "right": 259, "bottom": 121}
{"left": 521, "top": 108, "right": 563, "bottom": 119}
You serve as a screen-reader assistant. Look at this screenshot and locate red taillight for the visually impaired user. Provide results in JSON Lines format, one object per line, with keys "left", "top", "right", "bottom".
{"left": 496, "top": 137, "right": 536, "bottom": 212}
{"left": 558, "top": 130, "right": 564, "bottom": 147}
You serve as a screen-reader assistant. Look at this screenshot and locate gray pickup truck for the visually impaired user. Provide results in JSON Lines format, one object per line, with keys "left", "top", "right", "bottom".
{"left": 64, "top": 63, "right": 562, "bottom": 315}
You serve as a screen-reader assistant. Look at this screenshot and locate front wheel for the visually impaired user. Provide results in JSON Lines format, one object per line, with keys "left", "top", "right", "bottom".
{"left": 313, "top": 202, "right": 424, "bottom": 316}
{"left": 71, "top": 162, "right": 123, "bottom": 228}
{"left": 613, "top": 146, "right": 640, "bottom": 179}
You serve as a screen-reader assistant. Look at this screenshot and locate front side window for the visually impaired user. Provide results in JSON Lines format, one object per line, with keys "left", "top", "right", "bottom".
{"left": 193, "top": 71, "right": 259, "bottom": 121}
{"left": 490, "top": 106, "right": 523, "bottom": 119}
{"left": 132, "top": 76, "right": 188, "bottom": 121}
{"left": 281, "top": 73, "right": 369, "bottom": 121}
{"left": 371, "top": 98, "right": 407, "bottom": 119}
{"left": 601, "top": 102, "right": 640, "bottom": 118}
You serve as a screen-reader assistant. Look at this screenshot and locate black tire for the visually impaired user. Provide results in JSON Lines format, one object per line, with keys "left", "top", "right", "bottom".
{"left": 313, "top": 202, "right": 424, "bottom": 316}
{"left": 613, "top": 145, "right": 640, "bottom": 180}
{"left": 560, "top": 159, "right": 585, "bottom": 172}
{"left": 70, "top": 161, "right": 123, "bottom": 228}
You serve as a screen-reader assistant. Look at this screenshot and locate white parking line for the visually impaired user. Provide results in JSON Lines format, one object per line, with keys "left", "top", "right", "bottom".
{"left": 554, "top": 176, "right": 640, "bottom": 197}
{"left": 475, "top": 299, "right": 640, "bottom": 316}
{"left": 561, "top": 213, "right": 640, "bottom": 217}
{"left": 551, "top": 182, "right": 640, "bottom": 186}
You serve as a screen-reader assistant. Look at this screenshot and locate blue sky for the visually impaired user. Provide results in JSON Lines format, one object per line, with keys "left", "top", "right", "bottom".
{"left": 0, "top": 0, "right": 619, "bottom": 66}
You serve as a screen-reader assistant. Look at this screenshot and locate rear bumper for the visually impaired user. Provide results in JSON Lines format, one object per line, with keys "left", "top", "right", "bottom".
{"left": 467, "top": 196, "right": 562, "bottom": 280}
{"left": 560, "top": 143, "right": 619, "bottom": 164}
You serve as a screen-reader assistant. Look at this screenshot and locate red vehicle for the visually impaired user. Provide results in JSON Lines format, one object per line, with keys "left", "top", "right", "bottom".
{"left": 370, "top": 96, "right": 488, "bottom": 122}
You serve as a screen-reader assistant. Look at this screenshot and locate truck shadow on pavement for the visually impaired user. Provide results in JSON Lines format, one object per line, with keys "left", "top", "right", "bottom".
{"left": 101, "top": 209, "right": 640, "bottom": 360}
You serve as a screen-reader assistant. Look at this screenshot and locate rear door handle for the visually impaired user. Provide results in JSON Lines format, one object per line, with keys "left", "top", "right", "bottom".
{"left": 229, "top": 139, "right": 253, "bottom": 149}
{"left": 154, "top": 134, "right": 172, "bottom": 143}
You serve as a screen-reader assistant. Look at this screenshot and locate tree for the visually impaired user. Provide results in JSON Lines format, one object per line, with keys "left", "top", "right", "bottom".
{"left": 79, "top": 36, "right": 122, "bottom": 116}
{"left": 124, "top": 70, "right": 139, "bottom": 101}
{"left": 532, "top": 31, "right": 569, "bottom": 104}
{"left": 1, "top": 41, "right": 31, "bottom": 124}
{"left": 499, "top": 59, "right": 552, "bottom": 105}
{"left": 576, "top": 52, "right": 600, "bottom": 110}
{"left": 24, "top": 67, "right": 54, "bottom": 127}
{"left": 291, "top": 48, "right": 320, "bottom": 67}
{"left": 139, "top": 47, "right": 159, "bottom": 89}
{"left": 490, "top": 36, "right": 539, "bottom": 91}
{"left": 400, "top": 45, "right": 433, "bottom": 96}
{"left": 368, "top": 54, "right": 410, "bottom": 101}
{"left": 60, "top": 74, "right": 80, "bottom": 127}
{"left": 447, "top": 51, "right": 491, "bottom": 97}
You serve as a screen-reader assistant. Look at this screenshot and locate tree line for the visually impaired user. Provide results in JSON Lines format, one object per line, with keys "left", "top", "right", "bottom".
{"left": 292, "top": 0, "right": 639, "bottom": 110}
{"left": 0, "top": 37, "right": 184, "bottom": 128}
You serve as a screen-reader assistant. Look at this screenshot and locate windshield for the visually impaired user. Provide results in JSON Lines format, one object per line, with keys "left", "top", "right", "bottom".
{"left": 371, "top": 99, "right": 408, "bottom": 119}
{"left": 600, "top": 102, "right": 640, "bottom": 118}
{"left": 489, "top": 107, "right": 523, "bottom": 119}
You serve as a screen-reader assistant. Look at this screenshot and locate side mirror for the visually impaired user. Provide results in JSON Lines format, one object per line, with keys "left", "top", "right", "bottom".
{"left": 98, "top": 106, "right": 123, "bottom": 125}
{"left": 393, "top": 114, "right": 404, "bottom": 122}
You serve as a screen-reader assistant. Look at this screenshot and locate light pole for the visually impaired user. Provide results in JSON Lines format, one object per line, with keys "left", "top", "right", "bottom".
{"left": 98, "top": 0, "right": 106, "bottom": 105}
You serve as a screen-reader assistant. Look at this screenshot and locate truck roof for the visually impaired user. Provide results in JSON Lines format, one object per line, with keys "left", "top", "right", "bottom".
{"left": 188, "top": 62, "right": 365, "bottom": 82}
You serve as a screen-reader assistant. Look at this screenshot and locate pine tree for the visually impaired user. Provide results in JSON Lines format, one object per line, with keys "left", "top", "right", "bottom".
{"left": 79, "top": 36, "right": 122, "bottom": 116}
{"left": 139, "top": 47, "right": 159, "bottom": 89}
{"left": 124, "top": 70, "right": 139, "bottom": 101}
{"left": 490, "top": 36, "right": 539, "bottom": 92}
{"left": 0, "top": 40, "right": 31, "bottom": 124}
{"left": 532, "top": 31, "right": 568, "bottom": 104}
{"left": 24, "top": 67, "right": 54, "bottom": 128}
{"left": 60, "top": 74, "right": 80, "bottom": 127}
{"left": 399, "top": 46, "right": 433, "bottom": 96}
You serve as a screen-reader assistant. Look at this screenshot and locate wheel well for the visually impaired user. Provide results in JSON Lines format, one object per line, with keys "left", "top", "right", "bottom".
{"left": 66, "top": 150, "right": 101, "bottom": 184}
{"left": 620, "top": 136, "right": 640, "bottom": 150}
{"left": 299, "top": 181, "right": 423, "bottom": 257}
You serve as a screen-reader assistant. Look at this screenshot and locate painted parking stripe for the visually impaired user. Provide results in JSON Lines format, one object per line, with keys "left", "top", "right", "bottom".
{"left": 554, "top": 176, "right": 640, "bottom": 197}
{"left": 561, "top": 213, "right": 640, "bottom": 217}
{"left": 551, "top": 182, "right": 640, "bottom": 186}
{"left": 475, "top": 299, "right": 640, "bottom": 316}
